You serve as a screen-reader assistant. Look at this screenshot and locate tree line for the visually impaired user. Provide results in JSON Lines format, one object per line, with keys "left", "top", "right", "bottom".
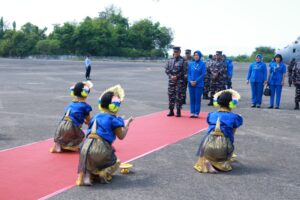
{"left": 0, "top": 6, "right": 173, "bottom": 58}
{"left": 231, "top": 46, "right": 275, "bottom": 63}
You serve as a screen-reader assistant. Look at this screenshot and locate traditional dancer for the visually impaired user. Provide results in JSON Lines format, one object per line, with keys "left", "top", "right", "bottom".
{"left": 194, "top": 89, "right": 243, "bottom": 173}
{"left": 76, "top": 85, "right": 134, "bottom": 186}
{"left": 50, "top": 81, "right": 93, "bottom": 153}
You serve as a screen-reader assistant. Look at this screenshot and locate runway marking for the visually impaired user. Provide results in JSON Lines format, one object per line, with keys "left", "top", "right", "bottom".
{"left": 0, "top": 110, "right": 207, "bottom": 200}
{"left": 26, "top": 82, "right": 45, "bottom": 85}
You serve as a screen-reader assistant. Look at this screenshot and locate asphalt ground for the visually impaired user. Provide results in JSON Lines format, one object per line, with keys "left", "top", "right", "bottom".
{"left": 0, "top": 58, "right": 299, "bottom": 200}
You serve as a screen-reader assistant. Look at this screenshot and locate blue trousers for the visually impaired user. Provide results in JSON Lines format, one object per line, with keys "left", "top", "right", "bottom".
{"left": 250, "top": 82, "right": 264, "bottom": 105}
{"left": 188, "top": 86, "right": 203, "bottom": 115}
{"left": 269, "top": 85, "right": 282, "bottom": 107}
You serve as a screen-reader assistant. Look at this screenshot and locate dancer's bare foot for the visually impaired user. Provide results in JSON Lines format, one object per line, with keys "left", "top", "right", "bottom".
{"left": 49, "top": 143, "right": 62, "bottom": 153}
{"left": 204, "top": 160, "right": 218, "bottom": 173}
{"left": 83, "top": 172, "right": 92, "bottom": 186}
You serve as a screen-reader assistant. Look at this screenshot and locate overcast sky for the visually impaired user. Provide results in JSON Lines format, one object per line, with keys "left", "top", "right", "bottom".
{"left": 1, "top": 0, "right": 299, "bottom": 56}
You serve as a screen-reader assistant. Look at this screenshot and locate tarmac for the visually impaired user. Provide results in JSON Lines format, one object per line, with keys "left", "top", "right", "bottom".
{"left": 0, "top": 58, "right": 299, "bottom": 200}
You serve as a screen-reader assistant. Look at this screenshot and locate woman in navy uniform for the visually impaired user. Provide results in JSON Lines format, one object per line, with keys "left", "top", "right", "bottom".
{"left": 246, "top": 54, "right": 267, "bottom": 108}
{"left": 188, "top": 50, "right": 206, "bottom": 118}
{"left": 268, "top": 54, "right": 286, "bottom": 109}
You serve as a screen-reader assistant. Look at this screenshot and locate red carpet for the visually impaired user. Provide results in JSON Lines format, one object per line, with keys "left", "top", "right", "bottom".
{"left": 0, "top": 110, "right": 207, "bottom": 200}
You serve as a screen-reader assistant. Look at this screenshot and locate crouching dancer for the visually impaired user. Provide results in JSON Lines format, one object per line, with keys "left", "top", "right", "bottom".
{"left": 194, "top": 89, "right": 243, "bottom": 173}
{"left": 50, "top": 81, "right": 93, "bottom": 153}
{"left": 76, "top": 85, "right": 134, "bottom": 186}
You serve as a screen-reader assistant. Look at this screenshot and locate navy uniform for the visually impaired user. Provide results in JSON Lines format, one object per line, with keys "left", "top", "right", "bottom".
{"left": 203, "top": 54, "right": 213, "bottom": 99}
{"left": 165, "top": 47, "right": 185, "bottom": 117}
{"left": 183, "top": 49, "right": 193, "bottom": 104}
{"left": 292, "top": 62, "right": 300, "bottom": 109}
{"left": 207, "top": 51, "right": 228, "bottom": 106}
{"left": 223, "top": 54, "right": 234, "bottom": 89}
{"left": 288, "top": 59, "right": 296, "bottom": 87}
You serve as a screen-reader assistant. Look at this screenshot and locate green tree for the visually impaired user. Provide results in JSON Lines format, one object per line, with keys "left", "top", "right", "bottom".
{"left": 12, "top": 21, "right": 16, "bottom": 31}
{"left": 99, "top": 5, "right": 129, "bottom": 48}
{"left": 0, "top": 17, "right": 4, "bottom": 38}
{"left": 73, "top": 17, "right": 117, "bottom": 56}
{"left": 21, "top": 22, "right": 47, "bottom": 40}
{"left": 251, "top": 46, "right": 275, "bottom": 63}
{"left": 35, "top": 39, "right": 60, "bottom": 55}
{"left": 49, "top": 22, "right": 77, "bottom": 54}
{"left": 127, "top": 19, "right": 173, "bottom": 56}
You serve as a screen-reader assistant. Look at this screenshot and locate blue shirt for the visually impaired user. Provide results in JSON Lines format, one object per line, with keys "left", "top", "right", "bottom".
{"left": 65, "top": 101, "right": 92, "bottom": 127}
{"left": 85, "top": 58, "right": 91, "bottom": 67}
{"left": 247, "top": 61, "right": 267, "bottom": 83}
{"left": 87, "top": 113, "right": 125, "bottom": 144}
{"left": 226, "top": 59, "right": 234, "bottom": 78}
{"left": 187, "top": 60, "right": 206, "bottom": 87}
{"left": 206, "top": 111, "right": 243, "bottom": 143}
{"left": 268, "top": 62, "right": 286, "bottom": 85}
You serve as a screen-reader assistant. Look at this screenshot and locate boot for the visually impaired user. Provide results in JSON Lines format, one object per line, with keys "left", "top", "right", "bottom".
{"left": 176, "top": 109, "right": 181, "bottom": 117}
{"left": 295, "top": 102, "right": 299, "bottom": 110}
{"left": 167, "top": 109, "right": 174, "bottom": 116}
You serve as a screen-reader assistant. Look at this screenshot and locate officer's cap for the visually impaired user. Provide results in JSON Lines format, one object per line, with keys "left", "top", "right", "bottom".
{"left": 173, "top": 46, "right": 181, "bottom": 52}
{"left": 216, "top": 51, "right": 223, "bottom": 55}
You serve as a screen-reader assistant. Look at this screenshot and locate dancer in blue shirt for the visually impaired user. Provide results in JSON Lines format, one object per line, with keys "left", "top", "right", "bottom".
{"left": 50, "top": 81, "right": 93, "bottom": 153}
{"left": 76, "top": 85, "right": 134, "bottom": 186}
{"left": 194, "top": 89, "right": 243, "bottom": 173}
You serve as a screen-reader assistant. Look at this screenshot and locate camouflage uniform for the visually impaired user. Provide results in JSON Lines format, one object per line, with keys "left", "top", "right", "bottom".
{"left": 207, "top": 60, "right": 228, "bottom": 105}
{"left": 203, "top": 59, "right": 213, "bottom": 99}
{"left": 288, "top": 59, "right": 296, "bottom": 87}
{"left": 182, "top": 58, "right": 192, "bottom": 104}
{"left": 292, "top": 62, "right": 300, "bottom": 109}
{"left": 165, "top": 56, "right": 185, "bottom": 111}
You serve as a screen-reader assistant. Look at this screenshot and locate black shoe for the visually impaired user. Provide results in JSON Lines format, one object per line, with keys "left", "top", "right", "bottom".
{"left": 256, "top": 105, "right": 261, "bottom": 108}
{"left": 176, "top": 109, "right": 181, "bottom": 117}
{"left": 167, "top": 110, "right": 174, "bottom": 117}
{"left": 251, "top": 104, "right": 256, "bottom": 108}
{"left": 268, "top": 106, "right": 273, "bottom": 109}
{"left": 275, "top": 107, "right": 279, "bottom": 109}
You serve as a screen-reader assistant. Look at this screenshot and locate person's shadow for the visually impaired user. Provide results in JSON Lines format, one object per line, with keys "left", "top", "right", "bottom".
{"left": 227, "top": 161, "right": 270, "bottom": 176}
